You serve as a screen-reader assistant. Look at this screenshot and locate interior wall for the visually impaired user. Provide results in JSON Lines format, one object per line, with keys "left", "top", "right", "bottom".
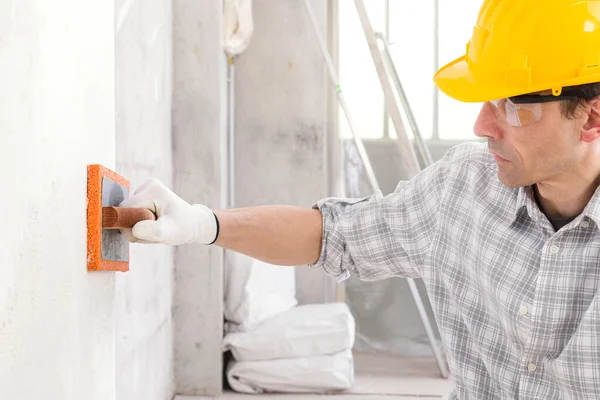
{"left": 172, "top": 0, "right": 226, "bottom": 395}
{"left": 234, "top": 0, "right": 337, "bottom": 305}
{"left": 115, "top": 0, "right": 174, "bottom": 399}
{"left": 0, "top": 1, "right": 117, "bottom": 399}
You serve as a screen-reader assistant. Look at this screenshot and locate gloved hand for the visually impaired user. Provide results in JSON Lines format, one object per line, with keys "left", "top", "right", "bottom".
{"left": 118, "top": 178, "right": 219, "bottom": 245}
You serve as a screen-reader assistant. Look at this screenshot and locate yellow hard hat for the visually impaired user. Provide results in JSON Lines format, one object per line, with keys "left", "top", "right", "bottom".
{"left": 434, "top": 0, "right": 600, "bottom": 103}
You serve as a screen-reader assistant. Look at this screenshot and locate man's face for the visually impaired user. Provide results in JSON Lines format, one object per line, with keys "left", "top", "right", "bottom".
{"left": 473, "top": 95, "right": 588, "bottom": 188}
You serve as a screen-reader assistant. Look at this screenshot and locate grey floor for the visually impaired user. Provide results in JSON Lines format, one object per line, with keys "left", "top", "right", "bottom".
{"left": 177, "top": 352, "right": 454, "bottom": 400}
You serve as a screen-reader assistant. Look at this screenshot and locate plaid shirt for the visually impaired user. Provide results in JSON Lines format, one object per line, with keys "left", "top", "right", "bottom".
{"left": 310, "top": 142, "right": 600, "bottom": 399}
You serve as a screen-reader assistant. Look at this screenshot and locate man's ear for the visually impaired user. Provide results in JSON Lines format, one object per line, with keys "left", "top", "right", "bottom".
{"left": 581, "top": 97, "right": 600, "bottom": 143}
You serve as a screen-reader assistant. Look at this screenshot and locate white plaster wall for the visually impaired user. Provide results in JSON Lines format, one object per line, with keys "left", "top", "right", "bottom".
{"left": 0, "top": 1, "right": 116, "bottom": 399}
{"left": 115, "top": 0, "right": 174, "bottom": 399}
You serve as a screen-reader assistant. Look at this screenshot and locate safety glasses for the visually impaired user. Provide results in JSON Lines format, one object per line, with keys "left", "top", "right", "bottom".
{"left": 489, "top": 93, "right": 580, "bottom": 127}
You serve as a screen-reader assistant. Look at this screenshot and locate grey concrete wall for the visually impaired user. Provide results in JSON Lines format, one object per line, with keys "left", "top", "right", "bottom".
{"left": 234, "top": 0, "right": 337, "bottom": 305}
{"left": 115, "top": 0, "right": 174, "bottom": 399}
{"left": 173, "top": 0, "right": 226, "bottom": 395}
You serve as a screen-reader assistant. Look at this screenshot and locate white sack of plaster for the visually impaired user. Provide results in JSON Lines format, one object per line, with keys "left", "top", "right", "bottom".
{"left": 224, "top": 251, "right": 297, "bottom": 332}
{"left": 223, "top": 302, "right": 355, "bottom": 361}
{"left": 226, "top": 349, "right": 354, "bottom": 394}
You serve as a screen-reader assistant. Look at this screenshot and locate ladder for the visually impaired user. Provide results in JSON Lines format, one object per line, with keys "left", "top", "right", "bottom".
{"left": 302, "top": 0, "right": 450, "bottom": 379}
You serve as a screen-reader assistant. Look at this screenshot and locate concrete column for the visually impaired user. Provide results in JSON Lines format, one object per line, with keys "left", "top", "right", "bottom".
{"left": 234, "top": 0, "right": 337, "bottom": 305}
{"left": 172, "top": 0, "right": 226, "bottom": 395}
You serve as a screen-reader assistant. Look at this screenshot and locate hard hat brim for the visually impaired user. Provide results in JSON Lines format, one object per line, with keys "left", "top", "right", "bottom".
{"left": 433, "top": 56, "right": 508, "bottom": 103}
{"left": 435, "top": 55, "right": 600, "bottom": 103}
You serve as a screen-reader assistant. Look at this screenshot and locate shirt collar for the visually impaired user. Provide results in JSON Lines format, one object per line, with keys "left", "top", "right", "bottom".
{"left": 514, "top": 184, "right": 600, "bottom": 227}
{"left": 581, "top": 185, "right": 600, "bottom": 226}
{"left": 514, "top": 185, "right": 534, "bottom": 222}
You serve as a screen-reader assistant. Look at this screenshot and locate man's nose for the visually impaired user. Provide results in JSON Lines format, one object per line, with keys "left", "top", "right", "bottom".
{"left": 474, "top": 102, "right": 504, "bottom": 140}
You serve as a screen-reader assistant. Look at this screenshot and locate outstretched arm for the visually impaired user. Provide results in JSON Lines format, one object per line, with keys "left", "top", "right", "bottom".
{"left": 119, "top": 178, "right": 323, "bottom": 266}
{"left": 213, "top": 206, "right": 322, "bottom": 266}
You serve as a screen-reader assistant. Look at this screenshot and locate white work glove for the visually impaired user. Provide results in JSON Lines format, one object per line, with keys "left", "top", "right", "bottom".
{"left": 119, "top": 178, "right": 219, "bottom": 245}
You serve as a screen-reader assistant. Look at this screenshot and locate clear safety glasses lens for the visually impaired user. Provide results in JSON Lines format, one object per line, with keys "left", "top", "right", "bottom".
{"left": 489, "top": 99, "right": 542, "bottom": 127}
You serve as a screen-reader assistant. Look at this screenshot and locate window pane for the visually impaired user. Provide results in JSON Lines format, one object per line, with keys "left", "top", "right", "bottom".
{"left": 338, "top": 0, "right": 435, "bottom": 141}
{"left": 387, "top": 0, "right": 434, "bottom": 140}
{"left": 437, "top": 0, "right": 483, "bottom": 140}
{"left": 338, "top": 0, "right": 385, "bottom": 139}
{"left": 338, "top": 0, "right": 486, "bottom": 142}
{"left": 438, "top": 98, "right": 482, "bottom": 140}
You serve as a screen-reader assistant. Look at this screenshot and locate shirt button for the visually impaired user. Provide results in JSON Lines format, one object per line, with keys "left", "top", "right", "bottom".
{"left": 550, "top": 245, "right": 559, "bottom": 254}
{"left": 519, "top": 306, "right": 529, "bottom": 316}
{"left": 582, "top": 220, "right": 590, "bottom": 228}
{"left": 527, "top": 363, "right": 537, "bottom": 372}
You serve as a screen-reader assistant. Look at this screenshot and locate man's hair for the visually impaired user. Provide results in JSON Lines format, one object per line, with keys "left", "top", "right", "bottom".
{"left": 562, "top": 82, "right": 600, "bottom": 119}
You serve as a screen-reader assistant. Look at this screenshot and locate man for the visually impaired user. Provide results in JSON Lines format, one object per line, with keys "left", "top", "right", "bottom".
{"left": 121, "top": 0, "right": 600, "bottom": 398}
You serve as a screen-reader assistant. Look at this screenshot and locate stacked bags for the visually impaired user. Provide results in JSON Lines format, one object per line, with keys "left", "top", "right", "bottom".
{"left": 223, "top": 252, "right": 356, "bottom": 394}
